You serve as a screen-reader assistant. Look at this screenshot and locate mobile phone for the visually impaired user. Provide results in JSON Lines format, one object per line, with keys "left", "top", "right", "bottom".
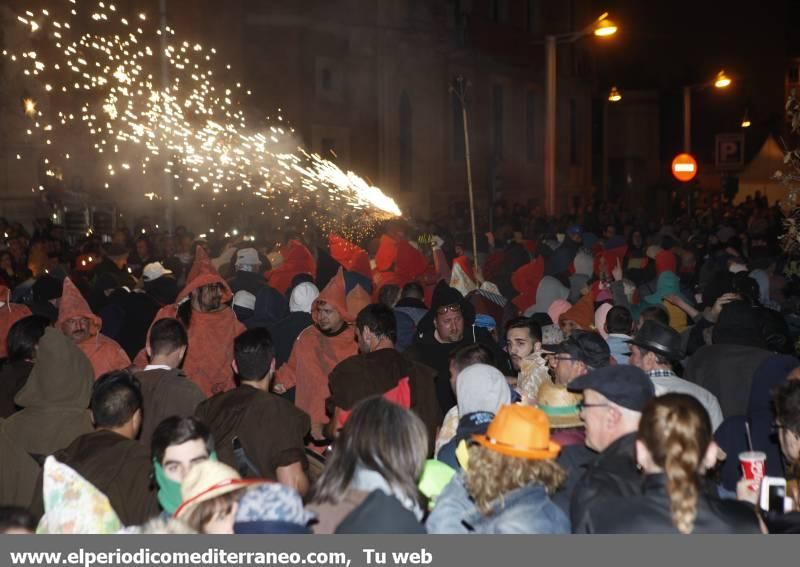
{"left": 759, "top": 476, "right": 788, "bottom": 514}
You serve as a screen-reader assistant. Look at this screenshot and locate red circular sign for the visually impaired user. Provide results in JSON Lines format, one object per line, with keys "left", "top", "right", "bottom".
{"left": 672, "top": 153, "right": 698, "bottom": 182}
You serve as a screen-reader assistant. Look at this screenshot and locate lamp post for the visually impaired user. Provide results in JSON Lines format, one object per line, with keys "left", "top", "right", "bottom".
{"left": 683, "top": 70, "right": 732, "bottom": 153}
{"left": 543, "top": 14, "right": 617, "bottom": 217}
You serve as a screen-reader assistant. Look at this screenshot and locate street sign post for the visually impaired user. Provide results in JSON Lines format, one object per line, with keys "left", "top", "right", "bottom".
{"left": 672, "top": 153, "right": 698, "bottom": 182}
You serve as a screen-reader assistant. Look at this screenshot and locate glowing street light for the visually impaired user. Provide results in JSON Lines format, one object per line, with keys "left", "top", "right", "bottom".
{"left": 714, "top": 70, "right": 732, "bottom": 89}
{"left": 594, "top": 14, "right": 618, "bottom": 37}
{"left": 741, "top": 110, "right": 751, "bottom": 128}
{"left": 608, "top": 86, "right": 622, "bottom": 102}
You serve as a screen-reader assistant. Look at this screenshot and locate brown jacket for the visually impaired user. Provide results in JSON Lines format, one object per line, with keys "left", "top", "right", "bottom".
{"left": 195, "top": 384, "right": 310, "bottom": 479}
{"left": 134, "top": 367, "right": 206, "bottom": 449}
{"left": 32, "top": 430, "right": 159, "bottom": 527}
{"left": 328, "top": 348, "right": 441, "bottom": 454}
{"left": 0, "top": 328, "right": 94, "bottom": 507}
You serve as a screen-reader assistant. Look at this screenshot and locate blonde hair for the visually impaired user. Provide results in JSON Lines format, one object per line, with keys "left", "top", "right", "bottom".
{"left": 464, "top": 445, "right": 566, "bottom": 515}
{"left": 638, "top": 394, "right": 712, "bottom": 534}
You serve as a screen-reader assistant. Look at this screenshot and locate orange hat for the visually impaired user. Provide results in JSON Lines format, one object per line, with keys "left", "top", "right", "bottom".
{"left": 177, "top": 245, "right": 232, "bottom": 304}
{"left": 57, "top": 278, "right": 101, "bottom": 331}
{"left": 559, "top": 293, "right": 594, "bottom": 330}
{"left": 473, "top": 404, "right": 561, "bottom": 460}
{"left": 314, "top": 267, "right": 354, "bottom": 322}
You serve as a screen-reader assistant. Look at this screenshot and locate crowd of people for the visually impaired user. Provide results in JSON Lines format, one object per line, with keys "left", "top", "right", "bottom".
{"left": 0, "top": 193, "right": 799, "bottom": 534}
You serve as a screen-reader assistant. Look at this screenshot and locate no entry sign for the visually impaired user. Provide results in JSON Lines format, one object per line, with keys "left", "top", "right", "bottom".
{"left": 672, "top": 153, "right": 698, "bottom": 182}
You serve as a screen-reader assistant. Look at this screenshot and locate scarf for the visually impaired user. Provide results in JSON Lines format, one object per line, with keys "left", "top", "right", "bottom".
{"left": 350, "top": 464, "right": 423, "bottom": 521}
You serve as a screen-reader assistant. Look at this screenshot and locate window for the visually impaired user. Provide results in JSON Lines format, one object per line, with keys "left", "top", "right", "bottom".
{"left": 569, "top": 99, "right": 579, "bottom": 166}
{"left": 321, "top": 137, "right": 336, "bottom": 158}
{"left": 493, "top": 84, "right": 504, "bottom": 161}
{"left": 451, "top": 89, "right": 465, "bottom": 160}
{"left": 399, "top": 91, "right": 413, "bottom": 192}
{"left": 491, "top": 0, "right": 509, "bottom": 24}
{"left": 526, "top": 91, "right": 536, "bottom": 161}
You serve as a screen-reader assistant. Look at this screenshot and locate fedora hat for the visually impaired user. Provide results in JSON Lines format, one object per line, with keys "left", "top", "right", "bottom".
{"left": 175, "top": 461, "right": 262, "bottom": 519}
{"left": 473, "top": 405, "right": 561, "bottom": 460}
{"left": 536, "top": 381, "right": 584, "bottom": 429}
{"left": 626, "top": 320, "right": 682, "bottom": 361}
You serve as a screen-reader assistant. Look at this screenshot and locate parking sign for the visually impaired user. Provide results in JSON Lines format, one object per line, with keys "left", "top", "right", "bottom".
{"left": 716, "top": 133, "right": 745, "bottom": 170}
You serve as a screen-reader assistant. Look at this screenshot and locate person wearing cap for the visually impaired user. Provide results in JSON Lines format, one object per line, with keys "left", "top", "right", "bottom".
{"left": 549, "top": 330, "right": 611, "bottom": 387}
{"left": 685, "top": 300, "right": 774, "bottom": 418}
{"left": 31, "top": 371, "right": 159, "bottom": 527}
{"left": 558, "top": 365, "right": 655, "bottom": 532}
{"left": 57, "top": 277, "right": 131, "bottom": 379}
{"left": 584, "top": 394, "right": 761, "bottom": 534}
{"left": 427, "top": 405, "right": 570, "bottom": 534}
{"left": 231, "top": 290, "right": 256, "bottom": 325}
{"left": 229, "top": 248, "right": 267, "bottom": 296}
{"left": 134, "top": 319, "right": 205, "bottom": 449}
{"left": 628, "top": 320, "right": 723, "bottom": 431}
{"left": 175, "top": 460, "right": 259, "bottom": 534}
{"left": 274, "top": 268, "right": 369, "bottom": 442}
{"left": 328, "top": 304, "right": 440, "bottom": 453}
{"left": 234, "top": 482, "right": 313, "bottom": 534}
{"left": 536, "top": 381, "right": 585, "bottom": 448}
{"left": 197, "top": 327, "right": 310, "bottom": 494}
{"left": 406, "top": 280, "right": 506, "bottom": 414}
{"left": 134, "top": 246, "right": 245, "bottom": 397}
{"left": 142, "top": 262, "right": 178, "bottom": 306}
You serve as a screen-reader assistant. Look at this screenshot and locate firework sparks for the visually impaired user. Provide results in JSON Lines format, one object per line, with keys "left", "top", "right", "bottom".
{"left": 3, "top": 0, "right": 401, "bottom": 235}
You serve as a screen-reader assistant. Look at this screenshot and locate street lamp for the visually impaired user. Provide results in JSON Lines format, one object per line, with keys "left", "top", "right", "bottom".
{"left": 544, "top": 13, "right": 617, "bottom": 216}
{"left": 682, "top": 70, "right": 732, "bottom": 153}
{"left": 608, "top": 86, "right": 622, "bottom": 102}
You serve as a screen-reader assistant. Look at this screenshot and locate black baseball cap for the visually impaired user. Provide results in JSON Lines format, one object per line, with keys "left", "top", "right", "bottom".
{"left": 568, "top": 365, "right": 655, "bottom": 412}
{"left": 550, "top": 331, "right": 610, "bottom": 370}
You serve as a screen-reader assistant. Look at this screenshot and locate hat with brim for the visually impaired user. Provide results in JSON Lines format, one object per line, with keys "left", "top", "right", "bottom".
{"left": 625, "top": 320, "right": 682, "bottom": 361}
{"left": 536, "top": 381, "right": 584, "bottom": 429}
{"left": 175, "top": 461, "right": 263, "bottom": 520}
{"left": 472, "top": 405, "right": 561, "bottom": 460}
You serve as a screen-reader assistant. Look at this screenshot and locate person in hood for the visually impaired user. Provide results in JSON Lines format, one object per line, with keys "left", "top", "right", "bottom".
{"left": 134, "top": 318, "right": 205, "bottom": 449}
{"left": 0, "top": 284, "right": 31, "bottom": 359}
{"left": 56, "top": 277, "right": 131, "bottom": 379}
{"left": 328, "top": 303, "right": 441, "bottom": 454}
{"left": 196, "top": 327, "right": 310, "bottom": 495}
{"left": 268, "top": 281, "right": 319, "bottom": 370}
{"left": 395, "top": 281, "right": 428, "bottom": 325}
{"left": 372, "top": 222, "right": 428, "bottom": 292}
{"left": 134, "top": 246, "right": 245, "bottom": 397}
{"left": 0, "top": 326, "right": 94, "bottom": 508}
{"left": 274, "top": 268, "right": 369, "bottom": 441}
{"left": 0, "top": 315, "right": 48, "bottom": 418}
{"left": 30, "top": 370, "right": 159, "bottom": 526}
{"left": 405, "top": 280, "right": 506, "bottom": 414}
{"left": 265, "top": 236, "right": 316, "bottom": 295}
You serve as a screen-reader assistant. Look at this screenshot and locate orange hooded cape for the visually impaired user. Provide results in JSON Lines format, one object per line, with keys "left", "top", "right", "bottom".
{"left": 57, "top": 278, "right": 130, "bottom": 379}
{"left": 275, "top": 268, "right": 366, "bottom": 425}
{"left": 558, "top": 293, "right": 595, "bottom": 330}
{"left": 0, "top": 285, "right": 32, "bottom": 359}
{"left": 265, "top": 240, "right": 316, "bottom": 295}
{"left": 511, "top": 257, "right": 545, "bottom": 313}
{"left": 329, "top": 233, "right": 372, "bottom": 280}
{"left": 135, "top": 246, "right": 244, "bottom": 397}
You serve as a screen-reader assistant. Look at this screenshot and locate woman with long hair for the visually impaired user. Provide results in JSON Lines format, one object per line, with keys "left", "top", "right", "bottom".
{"left": 584, "top": 394, "right": 761, "bottom": 533}
{"left": 306, "top": 396, "right": 428, "bottom": 534}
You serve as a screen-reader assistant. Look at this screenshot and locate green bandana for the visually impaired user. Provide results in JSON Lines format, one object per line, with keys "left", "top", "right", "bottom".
{"left": 153, "top": 451, "right": 217, "bottom": 515}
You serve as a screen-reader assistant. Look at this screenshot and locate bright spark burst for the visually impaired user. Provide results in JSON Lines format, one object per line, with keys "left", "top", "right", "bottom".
{"left": 4, "top": 0, "right": 401, "bottom": 236}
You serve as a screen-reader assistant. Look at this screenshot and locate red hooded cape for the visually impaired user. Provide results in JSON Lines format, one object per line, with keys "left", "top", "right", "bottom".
{"left": 265, "top": 240, "right": 316, "bottom": 295}
{"left": 57, "top": 278, "right": 130, "bottom": 379}
{"left": 0, "top": 285, "right": 32, "bottom": 359}
{"left": 329, "top": 233, "right": 372, "bottom": 280}
{"left": 372, "top": 234, "right": 428, "bottom": 293}
{"left": 135, "top": 246, "right": 244, "bottom": 397}
{"left": 511, "top": 257, "right": 545, "bottom": 313}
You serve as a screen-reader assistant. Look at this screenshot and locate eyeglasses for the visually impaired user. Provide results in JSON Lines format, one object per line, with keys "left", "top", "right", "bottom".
{"left": 436, "top": 304, "right": 462, "bottom": 315}
{"left": 578, "top": 401, "right": 610, "bottom": 411}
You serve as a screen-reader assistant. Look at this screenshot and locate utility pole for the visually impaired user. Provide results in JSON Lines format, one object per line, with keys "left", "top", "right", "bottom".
{"left": 450, "top": 77, "right": 479, "bottom": 275}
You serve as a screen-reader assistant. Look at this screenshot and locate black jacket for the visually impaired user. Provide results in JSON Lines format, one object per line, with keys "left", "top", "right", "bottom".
{"left": 567, "top": 432, "right": 643, "bottom": 532}
{"left": 581, "top": 474, "right": 762, "bottom": 534}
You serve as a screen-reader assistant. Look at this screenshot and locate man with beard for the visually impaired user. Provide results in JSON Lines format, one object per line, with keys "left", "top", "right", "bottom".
{"left": 406, "top": 281, "right": 506, "bottom": 414}
{"left": 505, "top": 317, "right": 550, "bottom": 405}
{"left": 273, "top": 268, "right": 370, "bottom": 442}
{"left": 327, "top": 303, "right": 440, "bottom": 453}
{"left": 57, "top": 278, "right": 131, "bottom": 378}
{"left": 134, "top": 246, "right": 245, "bottom": 397}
